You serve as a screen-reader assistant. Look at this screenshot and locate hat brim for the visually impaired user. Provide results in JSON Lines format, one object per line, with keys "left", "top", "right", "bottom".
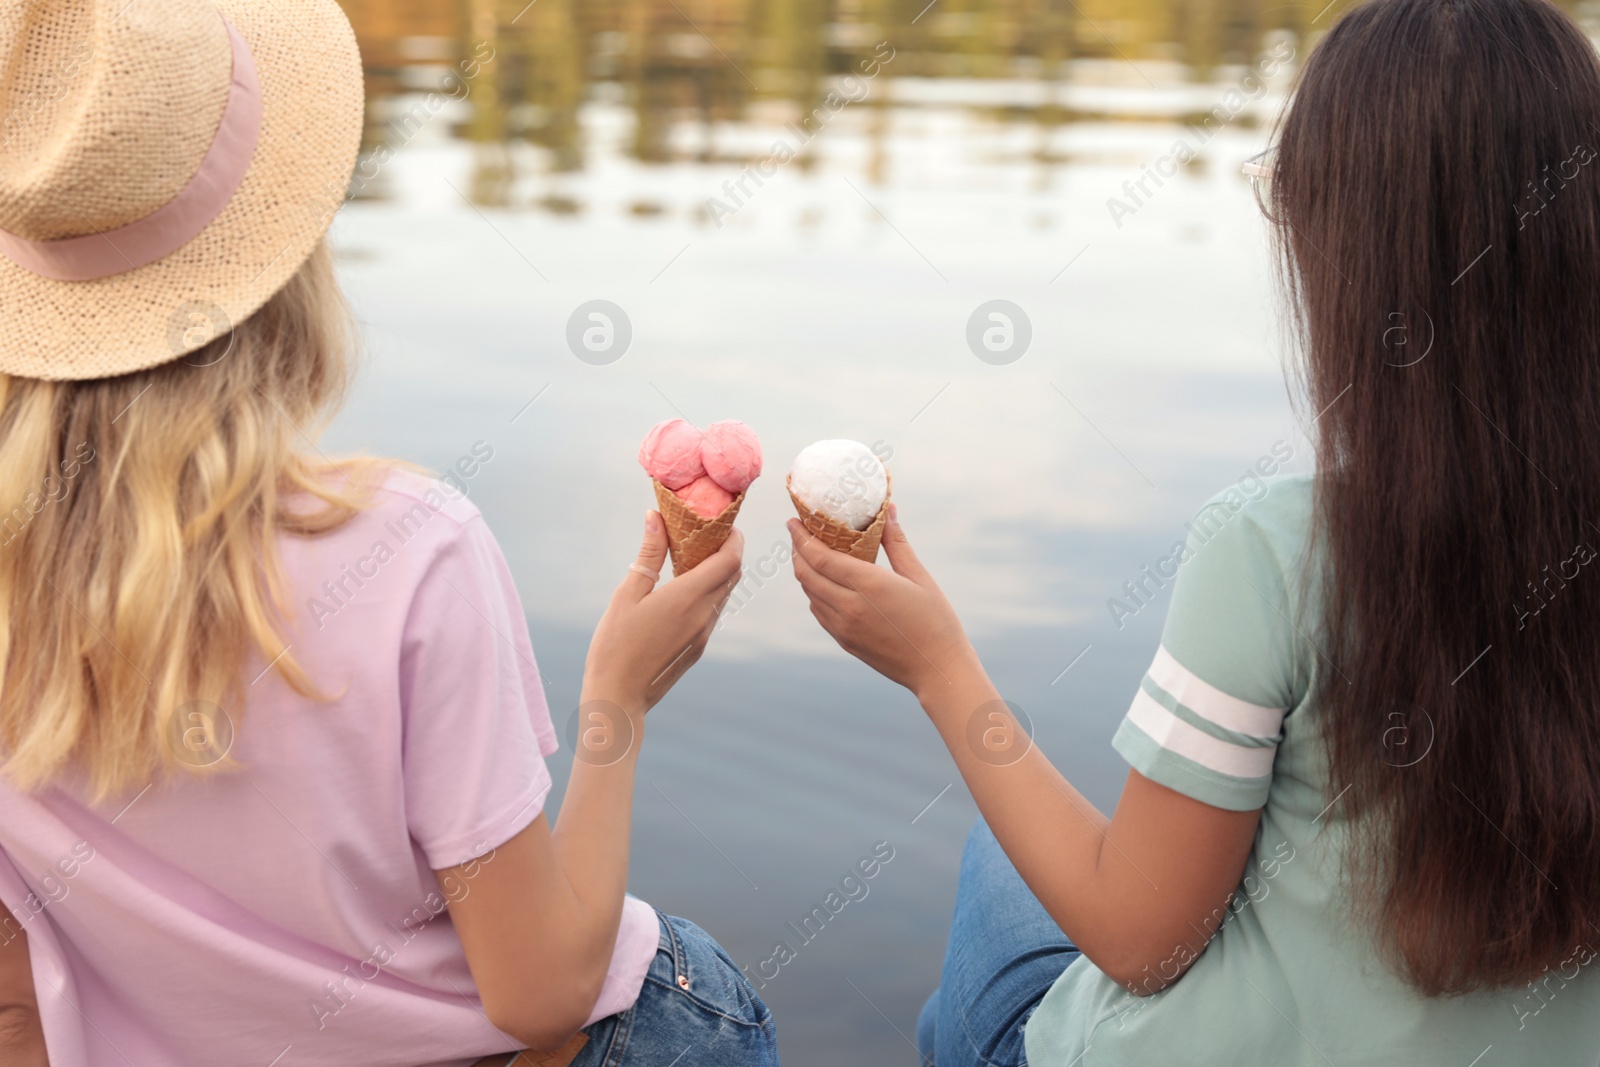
{"left": 0, "top": 0, "right": 364, "bottom": 381}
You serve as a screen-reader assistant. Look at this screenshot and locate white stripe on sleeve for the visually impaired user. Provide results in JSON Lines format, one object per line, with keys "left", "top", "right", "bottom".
{"left": 1125, "top": 688, "right": 1278, "bottom": 779}
{"left": 1147, "top": 645, "right": 1286, "bottom": 739}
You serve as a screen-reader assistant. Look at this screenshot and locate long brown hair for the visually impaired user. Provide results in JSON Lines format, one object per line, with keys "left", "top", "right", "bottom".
{"left": 1270, "top": 0, "right": 1600, "bottom": 995}
{"left": 0, "top": 242, "right": 388, "bottom": 801}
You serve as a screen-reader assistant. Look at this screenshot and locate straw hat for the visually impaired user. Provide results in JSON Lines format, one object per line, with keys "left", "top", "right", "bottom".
{"left": 0, "top": 0, "right": 364, "bottom": 381}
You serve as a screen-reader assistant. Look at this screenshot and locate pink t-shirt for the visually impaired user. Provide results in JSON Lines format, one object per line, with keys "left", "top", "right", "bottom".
{"left": 0, "top": 470, "right": 659, "bottom": 1066}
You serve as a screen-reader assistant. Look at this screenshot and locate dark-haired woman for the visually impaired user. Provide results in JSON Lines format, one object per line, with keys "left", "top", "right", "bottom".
{"left": 787, "top": 0, "right": 1600, "bottom": 1062}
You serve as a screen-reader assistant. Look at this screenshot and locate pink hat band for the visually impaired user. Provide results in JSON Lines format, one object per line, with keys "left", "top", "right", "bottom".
{"left": 0, "top": 16, "right": 262, "bottom": 283}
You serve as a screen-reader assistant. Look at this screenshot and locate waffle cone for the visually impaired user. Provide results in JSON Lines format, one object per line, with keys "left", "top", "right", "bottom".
{"left": 653, "top": 479, "right": 745, "bottom": 576}
{"left": 786, "top": 472, "right": 892, "bottom": 562}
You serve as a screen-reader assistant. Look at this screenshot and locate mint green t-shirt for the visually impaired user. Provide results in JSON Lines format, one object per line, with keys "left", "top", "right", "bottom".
{"left": 1025, "top": 475, "right": 1600, "bottom": 1066}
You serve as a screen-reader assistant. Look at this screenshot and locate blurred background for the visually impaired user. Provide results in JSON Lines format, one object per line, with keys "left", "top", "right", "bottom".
{"left": 316, "top": 1, "right": 1593, "bottom": 1061}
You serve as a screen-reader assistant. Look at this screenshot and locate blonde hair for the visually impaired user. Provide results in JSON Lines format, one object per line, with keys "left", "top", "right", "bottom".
{"left": 0, "top": 241, "right": 389, "bottom": 800}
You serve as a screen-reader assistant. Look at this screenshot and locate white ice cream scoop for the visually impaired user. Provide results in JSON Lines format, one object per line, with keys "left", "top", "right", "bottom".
{"left": 788, "top": 440, "right": 889, "bottom": 531}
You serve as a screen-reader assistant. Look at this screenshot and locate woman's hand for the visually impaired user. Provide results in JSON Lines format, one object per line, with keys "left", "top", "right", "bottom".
{"left": 789, "top": 504, "right": 975, "bottom": 700}
{"left": 582, "top": 511, "right": 744, "bottom": 717}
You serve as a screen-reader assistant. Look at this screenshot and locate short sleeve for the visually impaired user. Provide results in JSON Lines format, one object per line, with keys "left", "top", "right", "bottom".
{"left": 1111, "top": 489, "right": 1301, "bottom": 811}
{"left": 399, "top": 514, "right": 558, "bottom": 869}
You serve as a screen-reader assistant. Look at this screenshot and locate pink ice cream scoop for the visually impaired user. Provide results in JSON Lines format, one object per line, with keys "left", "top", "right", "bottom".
{"left": 700, "top": 420, "right": 763, "bottom": 494}
{"left": 676, "top": 474, "right": 736, "bottom": 518}
{"left": 638, "top": 418, "right": 706, "bottom": 490}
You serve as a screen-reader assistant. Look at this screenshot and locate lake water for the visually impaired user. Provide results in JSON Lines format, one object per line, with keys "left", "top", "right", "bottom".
{"left": 324, "top": 2, "right": 1323, "bottom": 1061}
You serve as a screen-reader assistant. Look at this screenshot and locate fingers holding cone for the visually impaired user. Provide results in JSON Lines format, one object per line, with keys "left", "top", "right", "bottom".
{"left": 879, "top": 503, "right": 931, "bottom": 584}
{"left": 615, "top": 510, "right": 669, "bottom": 606}
{"left": 676, "top": 525, "right": 745, "bottom": 602}
{"left": 788, "top": 519, "right": 861, "bottom": 613}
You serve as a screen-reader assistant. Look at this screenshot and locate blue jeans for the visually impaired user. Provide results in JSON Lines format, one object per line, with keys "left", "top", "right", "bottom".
{"left": 916, "top": 821, "right": 1082, "bottom": 1067}
{"left": 570, "top": 910, "right": 779, "bottom": 1067}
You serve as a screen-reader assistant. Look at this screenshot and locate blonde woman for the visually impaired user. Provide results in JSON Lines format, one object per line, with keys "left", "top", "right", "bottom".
{"left": 0, "top": 2, "right": 777, "bottom": 1065}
